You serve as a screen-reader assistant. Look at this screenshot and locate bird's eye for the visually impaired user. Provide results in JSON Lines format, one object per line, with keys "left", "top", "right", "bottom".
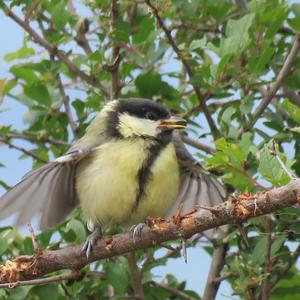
{"left": 145, "top": 112, "right": 156, "bottom": 120}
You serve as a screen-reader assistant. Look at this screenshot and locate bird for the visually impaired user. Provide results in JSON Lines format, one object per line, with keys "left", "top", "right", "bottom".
{"left": 0, "top": 98, "right": 226, "bottom": 256}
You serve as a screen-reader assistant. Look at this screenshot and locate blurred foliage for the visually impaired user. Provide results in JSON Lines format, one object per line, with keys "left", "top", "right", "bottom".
{"left": 0, "top": 0, "right": 300, "bottom": 299}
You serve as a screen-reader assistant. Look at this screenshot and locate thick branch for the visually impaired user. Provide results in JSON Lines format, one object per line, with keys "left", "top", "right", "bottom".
{"left": 239, "top": 34, "right": 300, "bottom": 137}
{"left": 144, "top": 0, "right": 219, "bottom": 138}
{"left": 1, "top": 179, "right": 300, "bottom": 284}
{"left": 1, "top": 3, "right": 109, "bottom": 98}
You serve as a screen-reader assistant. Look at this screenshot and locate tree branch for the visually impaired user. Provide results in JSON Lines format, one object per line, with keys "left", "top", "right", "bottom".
{"left": 180, "top": 133, "right": 215, "bottom": 155}
{"left": 0, "top": 138, "right": 47, "bottom": 163}
{"left": 258, "top": 244, "right": 300, "bottom": 299}
{"left": 239, "top": 34, "right": 300, "bottom": 137}
{"left": 150, "top": 281, "right": 196, "bottom": 300}
{"left": 3, "top": 132, "right": 70, "bottom": 147}
{"left": 56, "top": 71, "right": 79, "bottom": 138}
{"left": 144, "top": 0, "right": 219, "bottom": 138}
{"left": 1, "top": 3, "right": 109, "bottom": 98}
{"left": 110, "top": 0, "right": 121, "bottom": 100}
{"left": 202, "top": 244, "right": 228, "bottom": 300}
{"left": 0, "top": 271, "right": 81, "bottom": 288}
{"left": 283, "top": 86, "right": 300, "bottom": 108}
{"left": 0, "top": 179, "right": 300, "bottom": 284}
{"left": 126, "top": 252, "right": 144, "bottom": 300}
{"left": 260, "top": 216, "right": 273, "bottom": 300}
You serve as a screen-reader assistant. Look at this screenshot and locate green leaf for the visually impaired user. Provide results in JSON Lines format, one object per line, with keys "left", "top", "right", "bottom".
{"left": 270, "top": 267, "right": 300, "bottom": 300}
{"left": 258, "top": 142, "right": 291, "bottom": 186}
{"left": 250, "top": 45, "right": 275, "bottom": 74}
{"left": 30, "top": 284, "right": 58, "bottom": 300}
{"left": 105, "top": 257, "right": 130, "bottom": 295}
{"left": 0, "top": 180, "right": 11, "bottom": 191}
{"left": 7, "top": 286, "right": 31, "bottom": 300}
{"left": 288, "top": 16, "right": 300, "bottom": 32}
{"left": 2, "top": 78, "right": 17, "bottom": 96}
{"left": 65, "top": 219, "right": 86, "bottom": 243}
{"left": 291, "top": 3, "right": 300, "bottom": 16}
{"left": 10, "top": 65, "right": 39, "bottom": 85}
{"left": 50, "top": 0, "right": 71, "bottom": 30}
{"left": 240, "top": 94, "right": 254, "bottom": 114}
{"left": 23, "top": 83, "right": 51, "bottom": 106}
{"left": 215, "top": 13, "right": 254, "bottom": 56}
{"left": 265, "top": 8, "right": 288, "bottom": 38}
{"left": 0, "top": 227, "right": 18, "bottom": 254}
{"left": 281, "top": 99, "right": 300, "bottom": 123}
{"left": 4, "top": 47, "right": 35, "bottom": 62}
{"left": 251, "top": 236, "right": 267, "bottom": 264}
{"left": 112, "top": 20, "right": 130, "bottom": 42}
{"left": 133, "top": 16, "right": 155, "bottom": 44}
{"left": 135, "top": 72, "right": 180, "bottom": 102}
{"left": 189, "top": 37, "right": 207, "bottom": 51}
{"left": 271, "top": 235, "right": 285, "bottom": 256}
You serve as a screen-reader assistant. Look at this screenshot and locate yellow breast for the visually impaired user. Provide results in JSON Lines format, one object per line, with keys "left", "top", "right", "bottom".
{"left": 75, "top": 139, "right": 179, "bottom": 227}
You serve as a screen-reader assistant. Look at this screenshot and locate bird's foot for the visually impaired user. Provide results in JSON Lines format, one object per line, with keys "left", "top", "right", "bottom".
{"left": 82, "top": 225, "right": 102, "bottom": 259}
{"left": 130, "top": 223, "right": 148, "bottom": 243}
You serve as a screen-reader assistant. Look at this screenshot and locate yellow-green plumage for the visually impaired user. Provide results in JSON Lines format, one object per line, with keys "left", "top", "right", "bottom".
{"left": 76, "top": 138, "right": 179, "bottom": 227}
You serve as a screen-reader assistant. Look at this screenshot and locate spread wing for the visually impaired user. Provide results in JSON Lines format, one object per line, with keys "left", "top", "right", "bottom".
{"left": 0, "top": 147, "right": 93, "bottom": 229}
{"left": 167, "top": 133, "right": 229, "bottom": 240}
{"left": 0, "top": 102, "right": 113, "bottom": 229}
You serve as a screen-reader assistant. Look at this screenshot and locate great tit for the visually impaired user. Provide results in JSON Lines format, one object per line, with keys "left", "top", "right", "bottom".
{"left": 0, "top": 98, "right": 226, "bottom": 255}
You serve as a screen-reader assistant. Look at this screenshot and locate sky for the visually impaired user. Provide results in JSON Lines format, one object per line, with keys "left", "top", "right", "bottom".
{"left": 6, "top": 1, "right": 299, "bottom": 298}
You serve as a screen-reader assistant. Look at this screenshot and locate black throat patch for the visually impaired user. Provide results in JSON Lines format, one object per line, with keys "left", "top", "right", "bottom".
{"left": 133, "top": 131, "right": 173, "bottom": 211}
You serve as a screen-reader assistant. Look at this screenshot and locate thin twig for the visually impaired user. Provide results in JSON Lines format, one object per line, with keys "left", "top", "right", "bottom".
{"left": 27, "top": 223, "right": 40, "bottom": 254}
{"left": 25, "top": 0, "right": 40, "bottom": 22}
{"left": 150, "top": 281, "right": 196, "bottom": 300}
{"left": 265, "top": 244, "right": 300, "bottom": 296}
{"left": 0, "top": 271, "right": 81, "bottom": 288}
{"left": 283, "top": 85, "right": 300, "bottom": 108}
{"left": 110, "top": 0, "right": 121, "bottom": 100}
{"left": 0, "top": 138, "right": 47, "bottom": 163}
{"left": 56, "top": 71, "right": 79, "bottom": 138}
{"left": 239, "top": 34, "right": 300, "bottom": 137}
{"left": 126, "top": 252, "right": 144, "bottom": 300}
{"left": 75, "top": 19, "right": 93, "bottom": 54}
{"left": 2, "top": 3, "right": 109, "bottom": 98}
{"left": 260, "top": 216, "right": 272, "bottom": 300}
{"left": 269, "top": 142, "right": 295, "bottom": 179}
{"left": 3, "top": 133, "right": 70, "bottom": 147}
{"left": 144, "top": 0, "right": 219, "bottom": 138}
{"left": 180, "top": 134, "right": 216, "bottom": 155}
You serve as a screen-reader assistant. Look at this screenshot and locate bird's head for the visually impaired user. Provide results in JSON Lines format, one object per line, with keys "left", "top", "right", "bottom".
{"left": 104, "top": 98, "right": 186, "bottom": 139}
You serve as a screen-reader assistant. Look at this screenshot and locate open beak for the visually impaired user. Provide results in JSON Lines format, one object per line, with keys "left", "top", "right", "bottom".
{"left": 157, "top": 116, "right": 187, "bottom": 130}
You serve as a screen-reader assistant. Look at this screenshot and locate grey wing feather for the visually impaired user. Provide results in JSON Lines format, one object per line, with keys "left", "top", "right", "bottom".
{"left": 0, "top": 162, "right": 78, "bottom": 229}
{"left": 0, "top": 147, "right": 92, "bottom": 229}
{"left": 167, "top": 132, "right": 229, "bottom": 240}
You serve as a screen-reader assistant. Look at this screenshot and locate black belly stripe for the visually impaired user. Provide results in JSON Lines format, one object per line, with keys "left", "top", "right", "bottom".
{"left": 133, "top": 132, "right": 172, "bottom": 212}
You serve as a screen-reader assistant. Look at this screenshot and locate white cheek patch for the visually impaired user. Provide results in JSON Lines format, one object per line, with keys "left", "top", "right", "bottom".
{"left": 117, "top": 113, "right": 159, "bottom": 137}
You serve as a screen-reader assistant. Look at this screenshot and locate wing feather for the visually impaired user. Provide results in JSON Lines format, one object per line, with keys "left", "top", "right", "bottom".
{"left": 169, "top": 132, "right": 230, "bottom": 239}
{"left": 0, "top": 147, "right": 93, "bottom": 229}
